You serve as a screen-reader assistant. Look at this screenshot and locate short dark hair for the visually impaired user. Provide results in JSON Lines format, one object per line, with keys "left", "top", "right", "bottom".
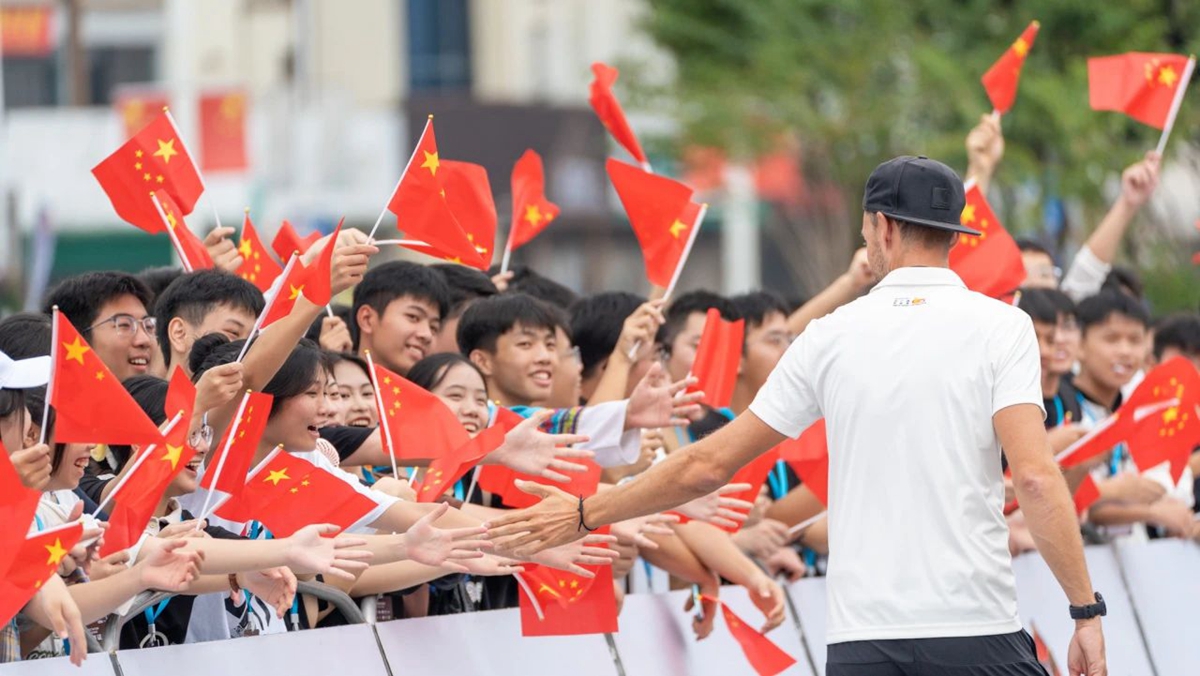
{"left": 190, "top": 334, "right": 324, "bottom": 419}
{"left": 138, "top": 266, "right": 186, "bottom": 302}
{"left": 44, "top": 271, "right": 154, "bottom": 333}
{"left": 656, "top": 290, "right": 737, "bottom": 349}
{"left": 352, "top": 262, "right": 452, "bottom": 347}
{"left": 430, "top": 264, "right": 499, "bottom": 320}
{"left": 506, "top": 266, "right": 579, "bottom": 308}
{"left": 1101, "top": 265, "right": 1144, "bottom": 299}
{"left": 457, "top": 293, "right": 560, "bottom": 355}
{"left": 569, "top": 292, "right": 646, "bottom": 378}
{"left": 1077, "top": 290, "right": 1150, "bottom": 335}
{"left": 1017, "top": 288, "right": 1076, "bottom": 325}
{"left": 1153, "top": 313, "right": 1200, "bottom": 361}
{"left": 1014, "top": 238, "right": 1053, "bottom": 259}
{"left": 154, "top": 270, "right": 265, "bottom": 357}
{"left": 0, "top": 312, "right": 52, "bottom": 359}
{"left": 731, "top": 291, "right": 789, "bottom": 331}
{"left": 408, "top": 352, "right": 488, "bottom": 394}
{"left": 870, "top": 213, "right": 957, "bottom": 251}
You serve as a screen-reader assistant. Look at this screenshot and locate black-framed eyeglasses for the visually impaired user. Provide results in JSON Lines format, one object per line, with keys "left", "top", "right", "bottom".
{"left": 87, "top": 314, "right": 156, "bottom": 339}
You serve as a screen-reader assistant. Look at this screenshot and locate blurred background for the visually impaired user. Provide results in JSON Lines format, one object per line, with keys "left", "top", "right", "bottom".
{"left": 0, "top": 0, "right": 1198, "bottom": 313}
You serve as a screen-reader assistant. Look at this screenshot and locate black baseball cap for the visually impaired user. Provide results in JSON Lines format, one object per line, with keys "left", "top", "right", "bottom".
{"left": 862, "top": 156, "right": 977, "bottom": 236}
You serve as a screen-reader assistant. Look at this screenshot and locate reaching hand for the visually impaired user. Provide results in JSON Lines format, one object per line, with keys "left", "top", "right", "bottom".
{"left": 845, "top": 247, "right": 873, "bottom": 290}
{"left": 401, "top": 503, "right": 493, "bottom": 572}
{"left": 965, "top": 113, "right": 1005, "bottom": 179}
{"left": 458, "top": 554, "right": 525, "bottom": 577}
{"left": 317, "top": 316, "right": 354, "bottom": 353}
{"left": 194, "top": 362, "right": 245, "bottom": 416}
{"left": 1047, "top": 423, "right": 1088, "bottom": 455}
{"left": 136, "top": 539, "right": 203, "bottom": 592}
{"left": 611, "top": 513, "right": 679, "bottom": 550}
{"left": 749, "top": 576, "right": 786, "bottom": 633}
{"left": 239, "top": 568, "right": 298, "bottom": 619}
{"left": 614, "top": 300, "right": 667, "bottom": 364}
{"left": 763, "top": 547, "right": 807, "bottom": 583}
{"left": 1067, "top": 619, "right": 1106, "bottom": 676}
{"left": 330, "top": 243, "right": 378, "bottom": 296}
{"left": 204, "top": 226, "right": 244, "bottom": 273}
{"left": 486, "top": 480, "right": 590, "bottom": 557}
{"left": 626, "top": 363, "right": 703, "bottom": 430}
{"left": 10, "top": 443, "right": 52, "bottom": 490}
{"left": 156, "top": 519, "right": 210, "bottom": 539}
{"left": 283, "top": 524, "right": 373, "bottom": 580}
{"left": 529, "top": 534, "right": 620, "bottom": 577}
{"left": 676, "top": 483, "right": 754, "bottom": 530}
{"left": 1147, "top": 498, "right": 1194, "bottom": 538}
{"left": 732, "top": 518, "right": 790, "bottom": 559}
{"left": 490, "top": 409, "right": 591, "bottom": 482}
{"left": 32, "top": 577, "right": 87, "bottom": 666}
{"left": 1120, "top": 151, "right": 1161, "bottom": 208}
{"left": 89, "top": 550, "right": 131, "bottom": 582}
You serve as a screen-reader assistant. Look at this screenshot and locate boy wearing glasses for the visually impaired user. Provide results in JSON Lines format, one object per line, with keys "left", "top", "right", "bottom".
{"left": 43, "top": 272, "right": 160, "bottom": 381}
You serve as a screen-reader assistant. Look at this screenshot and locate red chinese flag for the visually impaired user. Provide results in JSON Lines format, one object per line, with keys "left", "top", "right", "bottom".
{"left": 1088, "top": 52, "right": 1193, "bottom": 129}
{"left": 778, "top": 419, "right": 830, "bottom": 505}
{"left": 114, "top": 89, "right": 170, "bottom": 139}
{"left": 258, "top": 255, "right": 306, "bottom": 329}
{"left": 687, "top": 308, "right": 744, "bottom": 409}
{"left": 476, "top": 407, "right": 602, "bottom": 509}
{"left": 519, "top": 533, "right": 617, "bottom": 637}
{"left": 253, "top": 464, "right": 377, "bottom": 538}
{"left": 0, "top": 522, "right": 84, "bottom": 625}
{"left": 1073, "top": 474, "right": 1101, "bottom": 516}
{"left": 0, "top": 441, "right": 41, "bottom": 576}
{"left": 271, "top": 220, "right": 320, "bottom": 261}
{"left": 236, "top": 213, "right": 284, "bottom": 293}
{"left": 981, "top": 21, "right": 1040, "bottom": 114}
{"left": 165, "top": 366, "right": 196, "bottom": 423}
{"left": 199, "top": 392, "right": 274, "bottom": 497}
{"left": 950, "top": 183, "right": 1025, "bottom": 299}
{"left": 405, "top": 160, "right": 496, "bottom": 269}
{"left": 215, "top": 447, "right": 303, "bottom": 523}
{"left": 718, "top": 599, "right": 797, "bottom": 676}
{"left": 155, "top": 190, "right": 214, "bottom": 272}
{"left": 416, "top": 425, "right": 507, "bottom": 503}
{"left": 372, "top": 362, "right": 471, "bottom": 461}
{"left": 296, "top": 218, "right": 339, "bottom": 307}
{"left": 588, "top": 62, "right": 647, "bottom": 165}
{"left": 92, "top": 111, "right": 205, "bottom": 233}
{"left": 102, "top": 414, "right": 196, "bottom": 556}
{"left": 49, "top": 312, "right": 165, "bottom": 446}
{"left": 385, "top": 118, "right": 485, "bottom": 269}
{"left": 607, "top": 159, "right": 697, "bottom": 288}
{"left": 509, "top": 149, "right": 560, "bottom": 250}
{"left": 1123, "top": 356, "right": 1200, "bottom": 482}
{"left": 714, "top": 448, "right": 780, "bottom": 532}
{"left": 199, "top": 90, "right": 248, "bottom": 172}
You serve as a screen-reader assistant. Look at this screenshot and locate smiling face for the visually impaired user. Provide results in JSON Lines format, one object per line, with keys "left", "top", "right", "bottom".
{"left": 171, "top": 302, "right": 256, "bottom": 374}
{"left": 1033, "top": 315, "right": 1080, "bottom": 378}
{"left": 473, "top": 323, "right": 556, "bottom": 406}
{"left": 87, "top": 294, "right": 156, "bottom": 381}
{"left": 334, "top": 360, "right": 376, "bottom": 428}
{"left": 357, "top": 295, "right": 442, "bottom": 376}
{"left": 262, "top": 370, "right": 330, "bottom": 453}
{"left": 47, "top": 443, "right": 93, "bottom": 491}
{"left": 1079, "top": 313, "right": 1147, "bottom": 394}
{"left": 167, "top": 427, "right": 211, "bottom": 497}
{"left": 429, "top": 362, "right": 489, "bottom": 437}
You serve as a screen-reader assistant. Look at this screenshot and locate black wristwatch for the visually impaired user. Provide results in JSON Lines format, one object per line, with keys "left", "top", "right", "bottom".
{"left": 1069, "top": 592, "right": 1106, "bottom": 620}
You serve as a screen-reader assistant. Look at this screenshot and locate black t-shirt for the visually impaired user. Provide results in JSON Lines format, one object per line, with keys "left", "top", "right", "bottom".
{"left": 319, "top": 425, "right": 375, "bottom": 463}
{"left": 1044, "top": 375, "right": 1087, "bottom": 429}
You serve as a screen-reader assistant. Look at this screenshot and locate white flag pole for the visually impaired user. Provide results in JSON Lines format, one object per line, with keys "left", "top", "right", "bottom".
{"left": 151, "top": 192, "right": 194, "bottom": 272}
{"left": 193, "top": 390, "right": 252, "bottom": 526}
{"left": 499, "top": 236, "right": 515, "bottom": 276}
{"left": 38, "top": 307, "right": 60, "bottom": 445}
{"left": 236, "top": 253, "right": 299, "bottom": 363}
{"left": 627, "top": 203, "right": 708, "bottom": 360}
{"left": 369, "top": 116, "right": 433, "bottom": 242}
{"left": 1155, "top": 55, "right": 1195, "bottom": 156}
{"left": 787, "top": 510, "right": 827, "bottom": 538}
{"left": 364, "top": 351, "right": 400, "bottom": 480}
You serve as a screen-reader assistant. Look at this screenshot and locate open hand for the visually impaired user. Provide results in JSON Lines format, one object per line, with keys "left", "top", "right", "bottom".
{"left": 400, "top": 503, "right": 493, "bottom": 572}
{"left": 240, "top": 567, "right": 297, "bottom": 619}
{"left": 136, "top": 539, "right": 204, "bottom": 592}
{"left": 490, "top": 409, "right": 591, "bottom": 482}
{"left": 528, "top": 533, "right": 620, "bottom": 577}
{"left": 283, "top": 524, "right": 372, "bottom": 580}
{"left": 486, "top": 480, "right": 589, "bottom": 557}
{"left": 676, "top": 483, "right": 754, "bottom": 529}
{"left": 626, "top": 363, "right": 703, "bottom": 429}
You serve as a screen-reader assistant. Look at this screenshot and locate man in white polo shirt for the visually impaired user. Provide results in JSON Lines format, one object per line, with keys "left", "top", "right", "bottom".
{"left": 490, "top": 155, "right": 1106, "bottom": 676}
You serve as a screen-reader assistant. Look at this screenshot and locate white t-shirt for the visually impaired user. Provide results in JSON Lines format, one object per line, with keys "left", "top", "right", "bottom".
{"left": 749, "top": 267, "right": 1044, "bottom": 644}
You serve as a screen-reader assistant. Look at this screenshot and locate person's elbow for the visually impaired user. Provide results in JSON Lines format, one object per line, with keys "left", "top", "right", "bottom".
{"left": 679, "top": 452, "right": 729, "bottom": 497}
{"left": 1011, "top": 463, "right": 1063, "bottom": 502}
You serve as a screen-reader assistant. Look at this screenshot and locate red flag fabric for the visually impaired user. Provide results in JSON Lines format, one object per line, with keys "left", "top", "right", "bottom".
{"left": 271, "top": 220, "right": 320, "bottom": 262}
{"left": 714, "top": 597, "right": 797, "bottom": 676}
{"left": 687, "top": 308, "right": 745, "bottom": 409}
{"left": 406, "top": 160, "right": 496, "bottom": 267}
{"left": 296, "top": 219, "right": 339, "bottom": 307}
{"left": 49, "top": 312, "right": 165, "bottom": 446}
{"left": 92, "top": 111, "right": 204, "bottom": 234}
{"left": 476, "top": 407, "right": 602, "bottom": 509}
{"left": 0, "top": 522, "right": 84, "bottom": 625}
{"left": 165, "top": 366, "right": 196, "bottom": 424}
{"left": 1088, "top": 52, "right": 1192, "bottom": 129}
{"left": 371, "top": 362, "right": 471, "bottom": 462}
{"left": 518, "top": 530, "right": 617, "bottom": 637}
{"left": 606, "top": 159, "right": 697, "bottom": 288}
{"left": 114, "top": 89, "right": 170, "bottom": 139}
{"left": 0, "top": 441, "right": 41, "bottom": 577}
{"left": 385, "top": 118, "right": 486, "bottom": 269}
{"left": 981, "top": 21, "right": 1040, "bottom": 114}
{"left": 950, "top": 183, "right": 1025, "bottom": 299}
{"left": 214, "top": 448, "right": 302, "bottom": 523}
{"left": 1123, "top": 356, "right": 1200, "bottom": 482}
{"left": 509, "top": 149, "right": 560, "bottom": 250}
{"left": 101, "top": 413, "right": 195, "bottom": 556}
{"left": 199, "top": 391, "right": 274, "bottom": 497}
{"left": 778, "top": 419, "right": 830, "bottom": 505}
{"left": 588, "top": 62, "right": 647, "bottom": 165}
{"left": 199, "top": 90, "right": 248, "bottom": 172}
{"left": 1031, "top": 623, "right": 1063, "bottom": 676}
{"left": 155, "top": 189, "right": 214, "bottom": 272}
{"left": 415, "top": 425, "right": 507, "bottom": 503}
{"left": 688, "top": 448, "right": 780, "bottom": 533}
{"left": 1073, "top": 474, "right": 1101, "bottom": 516}
{"left": 258, "top": 255, "right": 305, "bottom": 329}
{"left": 236, "top": 213, "right": 284, "bottom": 292}
{"left": 247, "top": 457, "right": 377, "bottom": 538}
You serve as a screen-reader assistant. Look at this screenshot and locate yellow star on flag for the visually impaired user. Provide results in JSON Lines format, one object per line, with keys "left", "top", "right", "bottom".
{"left": 238, "top": 238, "right": 253, "bottom": 258}
{"left": 161, "top": 445, "right": 184, "bottom": 470}
{"left": 62, "top": 337, "right": 90, "bottom": 364}
{"left": 94, "top": 371, "right": 105, "bottom": 381}
{"left": 1163, "top": 407, "right": 1179, "bottom": 424}
{"left": 669, "top": 219, "right": 688, "bottom": 239}
{"left": 288, "top": 284, "right": 304, "bottom": 300}
{"left": 525, "top": 205, "right": 543, "bottom": 226}
{"left": 421, "top": 151, "right": 440, "bottom": 176}
{"left": 135, "top": 150, "right": 144, "bottom": 158}
{"left": 264, "top": 468, "right": 290, "bottom": 486}
{"left": 960, "top": 203, "right": 976, "bottom": 224}
{"left": 154, "top": 138, "right": 179, "bottom": 163}
{"left": 135, "top": 161, "right": 143, "bottom": 170}
{"left": 44, "top": 538, "right": 68, "bottom": 566}
{"left": 165, "top": 210, "right": 178, "bottom": 230}
{"left": 1158, "top": 66, "right": 1179, "bottom": 87}
{"left": 1012, "top": 38, "right": 1029, "bottom": 58}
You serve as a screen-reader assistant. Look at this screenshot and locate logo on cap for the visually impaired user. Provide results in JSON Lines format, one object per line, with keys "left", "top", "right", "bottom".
{"left": 931, "top": 187, "right": 950, "bottom": 210}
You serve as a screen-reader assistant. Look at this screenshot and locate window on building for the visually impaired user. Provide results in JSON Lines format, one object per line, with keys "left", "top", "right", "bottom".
{"left": 407, "top": 0, "right": 470, "bottom": 92}
{"left": 87, "top": 46, "right": 155, "bottom": 105}
{"left": 2, "top": 56, "right": 57, "bottom": 108}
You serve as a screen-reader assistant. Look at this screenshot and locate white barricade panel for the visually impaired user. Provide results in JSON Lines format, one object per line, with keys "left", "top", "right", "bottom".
{"left": 1012, "top": 544, "right": 1153, "bottom": 675}
{"left": 375, "top": 607, "right": 618, "bottom": 676}
{"left": 114, "top": 624, "right": 388, "bottom": 676}
{"left": 787, "top": 577, "right": 827, "bottom": 675}
{"left": 1116, "top": 539, "right": 1200, "bottom": 674}
{"left": 0, "top": 655, "right": 116, "bottom": 676}
{"left": 613, "top": 587, "right": 814, "bottom": 676}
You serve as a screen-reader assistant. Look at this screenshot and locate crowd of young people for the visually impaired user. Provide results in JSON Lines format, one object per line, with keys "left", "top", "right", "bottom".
{"left": 0, "top": 115, "right": 1197, "bottom": 667}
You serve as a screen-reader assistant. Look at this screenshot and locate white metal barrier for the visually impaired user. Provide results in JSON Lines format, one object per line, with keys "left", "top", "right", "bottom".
{"left": 3, "top": 540, "right": 1195, "bottom": 675}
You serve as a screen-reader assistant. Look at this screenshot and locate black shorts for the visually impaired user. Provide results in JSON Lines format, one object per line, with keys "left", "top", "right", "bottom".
{"left": 826, "top": 630, "right": 1050, "bottom": 676}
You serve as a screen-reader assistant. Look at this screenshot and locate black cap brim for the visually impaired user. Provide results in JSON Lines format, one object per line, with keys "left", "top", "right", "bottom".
{"left": 879, "top": 211, "right": 981, "bottom": 237}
